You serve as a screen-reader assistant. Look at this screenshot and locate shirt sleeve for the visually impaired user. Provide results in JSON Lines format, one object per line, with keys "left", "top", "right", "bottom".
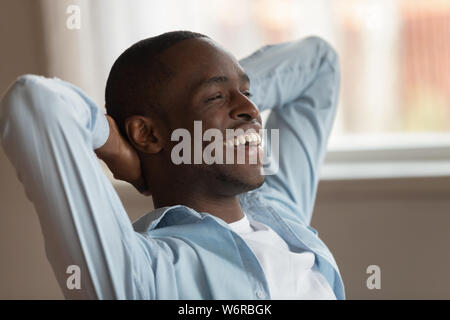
{"left": 239, "top": 36, "right": 340, "bottom": 226}
{"left": 0, "top": 74, "right": 154, "bottom": 299}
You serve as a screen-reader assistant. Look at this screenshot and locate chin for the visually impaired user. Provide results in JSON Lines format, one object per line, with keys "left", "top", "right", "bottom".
{"left": 212, "top": 165, "right": 265, "bottom": 196}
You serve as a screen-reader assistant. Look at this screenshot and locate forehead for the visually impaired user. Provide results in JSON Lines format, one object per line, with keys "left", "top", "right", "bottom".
{"left": 159, "top": 38, "right": 244, "bottom": 86}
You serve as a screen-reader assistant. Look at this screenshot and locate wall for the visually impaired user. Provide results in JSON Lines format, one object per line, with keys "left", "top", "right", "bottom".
{"left": 312, "top": 177, "right": 450, "bottom": 299}
{"left": 0, "top": 0, "right": 57, "bottom": 299}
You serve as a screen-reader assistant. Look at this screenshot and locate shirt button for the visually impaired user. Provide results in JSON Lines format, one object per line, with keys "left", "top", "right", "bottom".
{"left": 256, "top": 290, "right": 265, "bottom": 299}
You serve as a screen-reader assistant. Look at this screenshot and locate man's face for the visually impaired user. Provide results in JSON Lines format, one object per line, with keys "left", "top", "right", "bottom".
{"left": 157, "top": 37, "right": 265, "bottom": 196}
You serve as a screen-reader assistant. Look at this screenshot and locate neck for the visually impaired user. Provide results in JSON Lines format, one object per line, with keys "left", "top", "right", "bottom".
{"left": 153, "top": 186, "right": 244, "bottom": 224}
{"left": 144, "top": 159, "right": 245, "bottom": 224}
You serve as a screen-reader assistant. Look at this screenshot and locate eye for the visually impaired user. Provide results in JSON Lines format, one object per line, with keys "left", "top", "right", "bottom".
{"left": 205, "top": 93, "right": 223, "bottom": 103}
{"left": 242, "top": 91, "right": 253, "bottom": 98}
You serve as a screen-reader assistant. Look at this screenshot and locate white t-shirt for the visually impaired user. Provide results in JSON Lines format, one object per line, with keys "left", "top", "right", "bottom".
{"left": 228, "top": 214, "right": 336, "bottom": 300}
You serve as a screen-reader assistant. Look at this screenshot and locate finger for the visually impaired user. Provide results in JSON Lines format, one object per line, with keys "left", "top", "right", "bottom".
{"left": 132, "top": 177, "right": 152, "bottom": 196}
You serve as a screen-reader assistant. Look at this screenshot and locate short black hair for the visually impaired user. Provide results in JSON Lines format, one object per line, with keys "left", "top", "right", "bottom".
{"left": 105, "top": 30, "right": 208, "bottom": 137}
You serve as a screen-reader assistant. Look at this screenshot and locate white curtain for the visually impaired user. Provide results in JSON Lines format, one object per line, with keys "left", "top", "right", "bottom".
{"left": 38, "top": 0, "right": 335, "bottom": 110}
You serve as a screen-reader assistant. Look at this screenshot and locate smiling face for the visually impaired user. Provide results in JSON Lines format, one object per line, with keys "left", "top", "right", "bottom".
{"left": 156, "top": 37, "right": 265, "bottom": 196}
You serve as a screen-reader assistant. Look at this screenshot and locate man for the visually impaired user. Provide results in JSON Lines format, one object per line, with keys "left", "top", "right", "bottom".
{"left": 0, "top": 31, "right": 344, "bottom": 299}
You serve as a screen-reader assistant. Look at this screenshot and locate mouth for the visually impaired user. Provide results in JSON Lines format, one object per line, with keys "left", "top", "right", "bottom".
{"left": 224, "top": 132, "right": 262, "bottom": 148}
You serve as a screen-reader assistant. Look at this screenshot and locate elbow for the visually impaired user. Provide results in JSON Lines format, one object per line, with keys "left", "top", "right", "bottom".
{"left": 1, "top": 75, "right": 38, "bottom": 142}
{"left": 1, "top": 74, "right": 73, "bottom": 141}
{"left": 304, "top": 36, "right": 338, "bottom": 57}
{"left": 0, "top": 75, "right": 33, "bottom": 143}
{"left": 1, "top": 75, "right": 46, "bottom": 123}
{"left": 303, "top": 36, "right": 340, "bottom": 72}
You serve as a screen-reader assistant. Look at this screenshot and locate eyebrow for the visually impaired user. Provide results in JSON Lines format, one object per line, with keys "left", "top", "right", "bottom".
{"left": 198, "top": 72, "right": 250, "bottom": 89}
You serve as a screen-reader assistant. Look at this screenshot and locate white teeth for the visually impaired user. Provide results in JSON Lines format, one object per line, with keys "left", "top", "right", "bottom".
{"left": 225, "top": 133, "right": 262, "bottom": 147}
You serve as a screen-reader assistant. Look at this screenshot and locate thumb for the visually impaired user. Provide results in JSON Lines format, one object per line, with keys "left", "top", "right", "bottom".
{"left": 132, "top": 176, "right": 152, "bottom": 196}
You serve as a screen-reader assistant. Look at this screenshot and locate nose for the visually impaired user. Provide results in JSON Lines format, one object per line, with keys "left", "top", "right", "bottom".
{"left": 229, "top": 92, "right": 261, "bottom": 123}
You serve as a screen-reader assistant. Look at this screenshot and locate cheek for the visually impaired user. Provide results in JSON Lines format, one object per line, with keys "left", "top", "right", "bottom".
{"left": 198, "top": 113, "right": 228, "bottom": 143}
{"left": 179, "top": 105, "right": 224, "bottom": 130}
{"left": 201, "top": 109, "right": 227, "bottom": 127}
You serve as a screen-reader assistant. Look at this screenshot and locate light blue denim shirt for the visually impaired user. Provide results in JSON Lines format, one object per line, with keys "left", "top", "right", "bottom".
{"left": 0, "top": 36, "right": 344, "bottom": 300}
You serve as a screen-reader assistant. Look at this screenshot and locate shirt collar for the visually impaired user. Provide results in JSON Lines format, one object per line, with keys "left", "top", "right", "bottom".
{"left": 132, "top": 204, "right": 232, "bottom": 233}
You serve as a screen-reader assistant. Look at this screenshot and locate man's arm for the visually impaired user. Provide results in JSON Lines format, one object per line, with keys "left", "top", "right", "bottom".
{"left": 239, "top": 36, "right": 340, "bottom": 226}
{"left": 0, "top": 75, "right": 154, "bottom": 299}
{"left": 95, "top": 114, "right": 150, "bottom": 195}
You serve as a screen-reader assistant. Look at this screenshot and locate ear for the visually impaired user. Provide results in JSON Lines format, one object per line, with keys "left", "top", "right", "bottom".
{"left": 124, "top": 115, "right": 166, "bottom": 154}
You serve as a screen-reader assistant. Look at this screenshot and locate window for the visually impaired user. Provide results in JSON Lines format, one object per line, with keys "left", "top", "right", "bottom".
{"left": 42, "top": 0, "right": 450, "bottom": 179}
